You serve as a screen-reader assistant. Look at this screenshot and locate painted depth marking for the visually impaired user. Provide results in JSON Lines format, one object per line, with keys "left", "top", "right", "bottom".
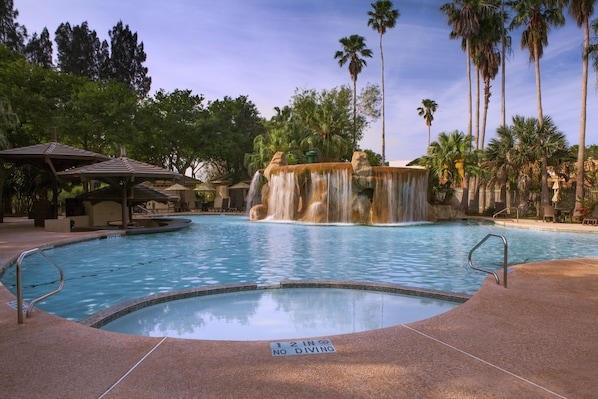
{"left": 270, "top": 339, "right": 336, "bottom": 357}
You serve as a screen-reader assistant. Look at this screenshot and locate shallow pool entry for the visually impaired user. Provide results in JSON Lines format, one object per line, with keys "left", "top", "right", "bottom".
{"left": 98, "top": 287, "right": 460, "bottom": 341}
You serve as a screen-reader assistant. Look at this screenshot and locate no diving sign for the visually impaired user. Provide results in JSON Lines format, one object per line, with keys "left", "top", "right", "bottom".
{"left": 270, "top": 339, "right": 336, "bottom": 357}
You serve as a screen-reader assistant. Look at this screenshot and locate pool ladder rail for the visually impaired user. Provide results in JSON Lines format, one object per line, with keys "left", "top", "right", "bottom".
{"left": 15, "top": 247, "right": 65, "bottom": 324}
{"left": 468, "top": 234, "right": 508, "bottom": 288}
{"left": 493, "top": 207, "right": 519, "bottom": 221}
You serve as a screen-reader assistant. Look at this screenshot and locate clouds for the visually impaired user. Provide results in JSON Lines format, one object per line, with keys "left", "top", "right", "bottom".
{"left": 14, "top": 0, "right": 597, "bottom": 160}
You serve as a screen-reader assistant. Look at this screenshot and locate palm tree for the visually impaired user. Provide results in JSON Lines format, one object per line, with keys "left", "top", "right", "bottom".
{"left": 367, "top": 0, "right": 400, "bottom": 165}
{"left": 440, "top": 0, "right": 487, "bottom": 211}
{"left": 334, "top": 34, "right": 373, "bottom": 151}
{"left": 569, "top": 0, "right": 597, "bottom": 218}
{"left": 417, "top": 99, "right": 438, "bottom": 150}
{"left": 508, "top": 0, "right": 566, "bottom": 124}
{"left": 485, "top": 123, "right": 518, "bottom": 207}
{"left": 471, "top": 6, "right": 505, "bottom": 149}
{"left": 421, "top": 131, "right": 474, "bottom": 187}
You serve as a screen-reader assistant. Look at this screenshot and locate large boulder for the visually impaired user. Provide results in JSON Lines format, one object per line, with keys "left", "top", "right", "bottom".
{"left": 263, "top": 152, "right": 288, "bottom": 181}
{"left": 351, "top": 151, "right": 373, "bottom": 190}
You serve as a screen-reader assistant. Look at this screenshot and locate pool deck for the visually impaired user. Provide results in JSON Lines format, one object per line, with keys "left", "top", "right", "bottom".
{"left": 1, "top": 216, "right": 597, "bottom": 398}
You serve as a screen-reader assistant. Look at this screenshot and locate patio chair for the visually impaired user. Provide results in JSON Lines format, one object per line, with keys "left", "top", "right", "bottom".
{"left": 582, "top": 207, "right": 598, "bottom": 225}
{"left": 543, "top": 205, "right": 556, "bottom": 223}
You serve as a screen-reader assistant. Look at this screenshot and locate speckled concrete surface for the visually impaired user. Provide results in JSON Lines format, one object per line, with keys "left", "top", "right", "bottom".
{"left": 1, "top": 217, "right": 597, "bottom": 398}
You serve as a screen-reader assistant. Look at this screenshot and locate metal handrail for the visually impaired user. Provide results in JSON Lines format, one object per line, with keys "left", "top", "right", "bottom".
{"left": 16, "top": 248, "right": 64, "bottom": 324}
{"left": 468, "top": 234, "right": 508, "bottom": 288}
{"left": 493, "top": 207, "right": 519, "bottom": 221}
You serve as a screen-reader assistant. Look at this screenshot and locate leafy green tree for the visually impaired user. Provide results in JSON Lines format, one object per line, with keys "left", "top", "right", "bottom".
{"left": 569, "top": 0, "right": 597, "bottom": 215}
{"left": 206, "top": 95, "right": 265, "bottom": 181}
{"left": 334, "top": 34, "right": 373, "bottom": 150}
{"left": 417, "top": 99, "right": 438, "bottom": 150}
{"left": 55, "top": 21, "right": 109, "bottom": 81}
{"left": 134, "top": 89, "right": 208, "bottom": 174}
{"left": 363, "top": 148, "right": 383, "bottom": 166}
{"left": 24, "top": 27, "right": 53, "bottom": 68}
{"left": 367, "top": 0, "right": 400, "bottom": 165}
{"left": 105, "top": 20, "right": 151, "bottom": 96}
{"left": 0, "top": 0, "right": 26, "bottom": 53}
{"left": 508, "top": 0, "right": 566, "bottom": 124}
{"left": 0, "top": 97, "right": 16, "bottom": 148}
{"left": 58, "top": 79, "right": 138, "bottom": 156}
{"left": 290, "top": 87, "right": 356, "bottom": 161}
{"left": 0, "top": 49, "right": 76, "bottom": 146}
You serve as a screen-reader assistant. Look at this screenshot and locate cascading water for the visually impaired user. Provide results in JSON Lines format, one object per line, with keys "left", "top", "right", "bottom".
{"left": 245, "top": 171, "right": 264, "bottom": 213}
{"left": 248, "top": 151, "right": 429, "bottom": 224}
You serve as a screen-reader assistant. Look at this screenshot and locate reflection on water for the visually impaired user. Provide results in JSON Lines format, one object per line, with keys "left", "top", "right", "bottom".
{"left": 3, "top": 215, "right": 598, "bottom": 321}
{"left": 101, "top": 288, "right": 459, "bottom": 340}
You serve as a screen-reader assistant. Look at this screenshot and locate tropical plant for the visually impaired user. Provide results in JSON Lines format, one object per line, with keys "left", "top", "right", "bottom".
{"left": 334, "top": 34, "right": 373, "bottom": 150}
{"left": 484, "top": 122, "right": 519, "bottom": 207}
{"left": 508, "top": 0, "right": 566, "bottom": 124}
{"left": 417, "top": 99, "right": 438, "bottom": 150}
{"left": 367, "top": 0, "right": 400, "bottom": 165}
{"left": 486, "top": 115, "right": 568, "bottom": 211}
{"left": 415, "top": 130, "right": 483, "bottom": 205}
{"left": 570, "top": 0, "right": 597, "bottom": 216}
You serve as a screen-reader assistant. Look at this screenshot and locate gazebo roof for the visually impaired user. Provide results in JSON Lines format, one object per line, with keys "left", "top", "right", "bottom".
{"left": 0, "top": 142, "right": 110, "bottom": 173}
{"left": 57, "top": 156, "right": 181, "bottom": 183}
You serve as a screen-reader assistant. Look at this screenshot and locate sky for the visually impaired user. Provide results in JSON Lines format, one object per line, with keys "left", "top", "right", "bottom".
{"left": 12, "top": 0, "right": 598, "bottom": 161}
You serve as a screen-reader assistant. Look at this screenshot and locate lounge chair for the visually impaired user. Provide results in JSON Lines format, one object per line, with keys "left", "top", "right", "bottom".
{"left": 543, "top": 205, "right": 556, "bottom": 223}
{"left": 582, "top": 207, "right": 598, "bottom": 225}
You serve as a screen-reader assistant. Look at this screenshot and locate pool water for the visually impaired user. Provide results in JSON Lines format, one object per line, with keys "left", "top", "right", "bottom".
{"left": 2, "top": 215, "right": 598, "bottom": 321}
{"left": 100, "top": 288, "right": 460, "bottom": 340}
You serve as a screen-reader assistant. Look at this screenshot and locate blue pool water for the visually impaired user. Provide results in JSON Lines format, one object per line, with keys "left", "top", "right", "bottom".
{"left": 100, "top": 288, "right": 459, "bottom": 340}
{"left": 2, "top": 215, "right": 598, "bottom": 321}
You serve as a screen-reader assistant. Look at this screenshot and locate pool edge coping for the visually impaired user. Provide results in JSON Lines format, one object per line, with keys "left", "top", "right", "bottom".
{"left": 80, "top": 280, "right": 471, "bottom": 329}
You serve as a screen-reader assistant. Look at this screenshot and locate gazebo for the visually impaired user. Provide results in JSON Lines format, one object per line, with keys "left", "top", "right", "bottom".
{"left": 57, "top": 148, "right": 181, "bottom": 229}
{"left": 0, "top": 141, "right": 110, "bottom": 224}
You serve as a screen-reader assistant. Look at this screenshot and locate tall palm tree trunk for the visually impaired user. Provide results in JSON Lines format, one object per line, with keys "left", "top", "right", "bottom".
{"left": 534, "top": 43, "right": 544, "bottom": 124}
{"left": 379, "top": 34, "right": 386, "bottom": 165}
{"left": 500, "top": 0, "right": 506, "bottom": 127}
{"left": 461, "top": 39, "right": 473, "bottom": 212}
{"left": 353, "top": 77, "right": 357, "bottom": 151}
{"left": 533, "top": 42, "right": 549, "bottom": 207}
{"left": 575, "top": 17, "right": 589, "bottom": 217}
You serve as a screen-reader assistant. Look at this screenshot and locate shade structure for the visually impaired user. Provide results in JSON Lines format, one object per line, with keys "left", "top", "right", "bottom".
{"left": 0, "top": 141, "right": 111, "bottom": 223}
{"left": 57, "top": 156, "right": 181, "bottom": 229}
{"left": 75, "top": 183, "right": 179, "bottom": 205}
{"left": 229, "top": 182, "right": 251, "bottom": 190}
{"left": 0, "top": 142, "right": 110, "bottom": 172}
{"left": 165, "top": 183, "right": 190, "bottom": 191}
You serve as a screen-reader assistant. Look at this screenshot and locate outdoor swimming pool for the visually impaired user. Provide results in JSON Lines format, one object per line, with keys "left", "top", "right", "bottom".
{"left": 3, "top": 215, "right": 598, "bottom": 322}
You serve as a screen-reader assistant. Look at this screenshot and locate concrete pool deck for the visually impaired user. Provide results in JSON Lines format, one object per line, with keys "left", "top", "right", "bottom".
{"left": 1, "top": 216, "right": 597, "bottom": 398}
